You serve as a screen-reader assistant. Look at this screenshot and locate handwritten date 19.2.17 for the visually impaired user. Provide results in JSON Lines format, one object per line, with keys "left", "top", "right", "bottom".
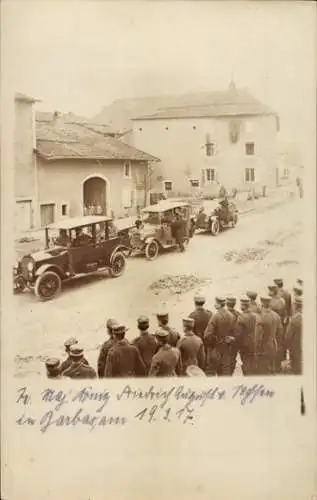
{"left": 135, "top": 405, "right": 195, "bottom": 425}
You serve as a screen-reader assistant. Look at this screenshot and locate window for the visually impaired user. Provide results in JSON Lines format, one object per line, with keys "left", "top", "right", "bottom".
{"left": 164, "top": 181, "right": 173, "bottom": 191}
{"left": 205, "top": 142, "right": 215, "bottom": 157}
{"left": 123, "top": 161, "right": 131, "bottom": 178}
{"left": 189, "top": 179, "right": 200, "bottom": 188}
{"left": 61, "top": 204, "right": 68, "bottom": 216}
{"left": 245, "top": 142, "right": 255, "bottom": 155}
{"left": 245, "top": 168, "right": 255, "bottom": 182}
{"left": 205, "top": 168, "right": 216, "bottom": 182}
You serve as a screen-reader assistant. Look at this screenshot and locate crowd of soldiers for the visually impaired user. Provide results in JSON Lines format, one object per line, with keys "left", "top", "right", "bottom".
{"left": 45, "top": 278, "right": 303, "bottom": 379}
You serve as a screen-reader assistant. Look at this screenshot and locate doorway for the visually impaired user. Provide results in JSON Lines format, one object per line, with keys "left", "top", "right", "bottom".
{"left": 83, "top": 176, "right": 107, "bottom": 215}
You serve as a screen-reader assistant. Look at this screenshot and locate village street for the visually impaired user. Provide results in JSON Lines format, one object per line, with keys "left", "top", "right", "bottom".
{"left": 12, "top": 193, "right": 303, "bottom": 378}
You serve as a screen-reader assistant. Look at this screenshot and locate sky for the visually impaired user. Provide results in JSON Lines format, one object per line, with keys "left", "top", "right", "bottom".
{"left": 2, "top": 0, "right": 316, "bottom": 161}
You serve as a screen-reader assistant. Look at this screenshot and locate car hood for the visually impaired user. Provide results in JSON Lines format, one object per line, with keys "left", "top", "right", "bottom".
{"left": 24, "top": 247, "right": 67, "bottom": 262}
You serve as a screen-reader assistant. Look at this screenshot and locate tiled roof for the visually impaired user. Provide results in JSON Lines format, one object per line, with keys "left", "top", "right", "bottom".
{"left": 35, "top": 119, "right": 158, "bottom": 162}
{"left": 94, "top": 88, "right": 276, "bottom": 129}
{"left": 133, "top": 89, "right": 276, "bottom": 120}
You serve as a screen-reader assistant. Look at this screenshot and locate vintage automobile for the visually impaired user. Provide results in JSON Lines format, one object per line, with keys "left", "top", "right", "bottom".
{"left": 15, "top": 216, "right": 128, "bottom": 301}
{"left": 127, "top": 200, "right": 195, "bottom": 260}
{"left": 194, "top": 198, "right": 238, "bottom": 235}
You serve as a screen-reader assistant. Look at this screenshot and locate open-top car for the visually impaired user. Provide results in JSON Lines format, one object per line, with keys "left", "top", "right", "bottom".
{"left": 195, "top": 198, "right": 238, "bottom": 235}
{"left": 127, "top": 200, "right": 195, "bottom": 260}
{"left": 15, "top": 216, "right": 129, "bottom": 301}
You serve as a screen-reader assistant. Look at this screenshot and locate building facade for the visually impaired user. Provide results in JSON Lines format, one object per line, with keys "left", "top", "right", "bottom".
{"left": 14, "top": 96, "right": 158, "bottom": 232}
{"left": 132, "top": 87, "right": 280, "bottom": 196}
{"left": 14, "top": 93, "right": 38, "bottom": 232}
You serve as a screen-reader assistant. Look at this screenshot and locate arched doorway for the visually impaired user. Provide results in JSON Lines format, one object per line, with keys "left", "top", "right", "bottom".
{"left": 82, "top": 175, "right": 108, "bottom": 215}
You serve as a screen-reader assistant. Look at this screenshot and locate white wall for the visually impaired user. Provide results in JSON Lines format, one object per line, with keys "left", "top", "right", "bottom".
{"left": 133, "top": 114, "right": 279, "bottom": 193}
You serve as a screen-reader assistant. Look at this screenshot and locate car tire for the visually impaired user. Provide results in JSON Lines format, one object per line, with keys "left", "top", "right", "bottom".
{"left": 210, "top": 219, "right": 220, "bottom": 236}
{"left": 34, "top": 271, "right": 62, "bottom": 301}
{"left": 109, "top": 252, "right": 126, "bottom": 277}
{"left": 145, "top": 240, "right": 159, "bottom": 260}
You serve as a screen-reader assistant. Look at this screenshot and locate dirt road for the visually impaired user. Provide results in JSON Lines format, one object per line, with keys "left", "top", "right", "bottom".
{"left": 13, "top": 197, "right": 303, "bottom": 377}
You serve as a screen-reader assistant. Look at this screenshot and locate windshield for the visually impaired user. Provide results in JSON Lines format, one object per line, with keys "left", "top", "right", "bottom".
{"left": 142, "top": 212, "right": 161, "bottom": 225}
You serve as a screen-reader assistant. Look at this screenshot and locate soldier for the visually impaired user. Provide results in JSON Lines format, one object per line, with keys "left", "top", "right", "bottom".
{"left": 177, "top": 317, "right": 206, "bottom": 374}
{"left": 156, "top": 311, "right": 180, "bottom": 347}
{"left": 105, "top": 325, "right": 146, "bottom": 377}
{"left": 268, "top": 284, "right": 286, "bottom": 323}
{"left": 293, "top": 283, "right": 303, "bottom": 300}
{"left": 226, "top": 296, "right": 241, "bottom": 374}
{"left": 171, "top": 212, "right": 186, "bottom": 252}
{"left": 59, "top": 337, "right": 89, "bottom": 374}
{"left": 273, "top": 278, "right": 292, "bottom": 319}
{"left": 284, "top": 296, "right": 303, "bottom": 375}
{"left": 45, "top": 358, "right": 62, "bottom": 379}
{"left": 149, "top": 329, "right": 182, "bottom": 377}
{"left": 188, "top": 295, "right": 212, "bottom": 339}
{"left": 246, "top": 291, "right": 262, "bottom": 315}
{"left": 234, "top": 297, "right": 258, "bottom": 375}
{"left": 97, "top": 319, "right": 118, "bottom": 378}
{"left": 132, "top": 315, "right": 158, "bottom": 374}
{"left": 257, "top": 296, "right": 283, "bottom": 374}
{"left": 62, "top": 344, "right": 97, "bottom": 379}
{"left": 204, "top": 296, "right": 235, "bottom": 376}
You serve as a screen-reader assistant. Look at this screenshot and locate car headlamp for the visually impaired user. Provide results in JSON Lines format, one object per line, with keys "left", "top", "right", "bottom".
{"left": 27, "top": 261, "right": 34, "bottom": 272}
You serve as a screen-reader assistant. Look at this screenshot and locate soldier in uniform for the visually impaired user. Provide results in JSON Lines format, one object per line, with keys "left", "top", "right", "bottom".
{"left": 234, "top": 297, "right": 258, "bottom": 375}
{"left": 97, "top": 319, "right": 118, "bottom": 378}
{"left": 257, "top": 296, "right": 283, "bottom": 374}
{"left": 156, "top": 311, "right": 180, "bottom": 347}
{"left": 59, "top": 337, "right": 89, "bottom": 374}
{"left": 105, "top": 325, "right": 146, "bottom": 377}
{"left": 293, "top": 283, "right": 303, "bottom": 300}
{"left": 204, "top": 296, "right": 235, "bottom": 376}
{"left": 246, "top": 291, "right": 262, "bottom": 315}
{"left": 62, "top": 345, "right": 97, "bottom": 379}
{"left": 188, "top": 295, "right": 212, "bottom": 339}
{"left": 284, "top": 296, "right": 303, "bottom": 374}
{"left": 132, "top": 315, "right": 158, "bottom": 374}
{"left": 273, "top": 278, "right": 292, "bottom": 319}
{"left": 177, "top": 317, "right": 206, "bottom": 374}
{"left": 149, "top": 329, "right": 182, "bottom": 377}
{"left": 45, "top": 358, "right": 62, "bottom": 379}
{"left": 268, "top": 283, "right": 287, "bottom": 366}
{"left": 226, "top": 296, "right": 241, "bottom": 374}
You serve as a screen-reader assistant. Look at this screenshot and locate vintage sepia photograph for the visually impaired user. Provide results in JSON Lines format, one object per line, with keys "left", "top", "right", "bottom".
{"left": 7, "top": 0, "right": 312, "bottom": 381}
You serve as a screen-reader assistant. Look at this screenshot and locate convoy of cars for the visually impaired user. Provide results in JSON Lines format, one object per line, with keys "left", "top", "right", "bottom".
{"left": 14, "top": 197, "right": 238, "bottom": 300}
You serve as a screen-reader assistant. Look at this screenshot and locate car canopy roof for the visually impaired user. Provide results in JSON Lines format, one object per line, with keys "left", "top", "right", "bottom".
{"left": 142, "top": 200, "right": 190, "bottom": 213}
{"left": 47, "top": 215, "right": 112, "bottom": 230}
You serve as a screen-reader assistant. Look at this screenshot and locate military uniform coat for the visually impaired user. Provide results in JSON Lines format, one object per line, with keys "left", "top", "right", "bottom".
{"left": 132, "top": 331, "right": 158, "bottom": 374}
{"left": 234, "top": 310, "right": 258, "bottom": 375}
{"left": 285, "top": 311, "right": 302, "bottom": 374}
{"left": 62, "top": 360, "right": 97, "bottom": 379}
{"left": 97, "top": 338, "right": 116, "bottom": 378}
{"left": 279, "top": 289, "right": 292, "bottom": 318}
{"left": 59, "top": 356, "right": 89, "bottom": 375}
{"left": 256, "top": 308, "right": 282, "bottom": 374}
{"left": 270, "top": 296, "right": 286, "bottom": 323}
{"left": 188, "top": 308, "right": 212, "bottom": 338}
{"left": 105, "top": 339, "right": 146, "bottom": 377}
{"left": 149, "top": 345, "right": 182, "bottom": 377}
{"left": 177, "top": 332, "right": 206, "bottom": 374}
{"left": 249, "top": 301, "right": 262, "bottom": 315}
{"left": 204, "top": 307, "right": 235, "bottom": 375}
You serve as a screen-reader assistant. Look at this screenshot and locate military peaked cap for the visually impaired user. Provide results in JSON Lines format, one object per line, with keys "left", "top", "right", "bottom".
{"left": 260, "top": 295, "right": 272, "bottom": 303}
{"left": 273, "top": 278, "right": 283, "bottom": 286}
{"left": 215, "top": 296, "right": 226, "bottom": 305}
{"left": 246, "top": 291, "right": 258, "bottom": 300}
{"left": 112, "top": 324, "right": 127, "bottom": 335}
{"left": 137, "top": 315, "right": 149, "bottom": 325}
{"left": 240, "top": 296, "right": 250, "bottom": 305}
{"left": 194, "top": 295, "right": 206, "bottom": 304}
{"left": 69, "top": 344, "right": 84, "bottom": 357}
{"left": 182, "top": 317, "right": 195, "bottom": 327}
{"left": 106, "top": 318, "right": 118, "bottom": 329}
{"left": 45, "top": 358, "right": 60, "bottom": 369}
{"left": 64, "top": 337, "right": 78, "bottom": 348}
{"left": 155, "top": 329, "right": 169, "bottom": 338}
{"left": 226, "top": 296, "right": 237, "bottom": 305}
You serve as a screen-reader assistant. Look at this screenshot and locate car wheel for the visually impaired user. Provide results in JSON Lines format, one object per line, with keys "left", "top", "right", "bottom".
{"left": 145, "top": 240, "right": 159, "bottom": 260}
{"left": 210, "top": 219, "right": 220, "bottom": 236}
{"left": 110, "top": 252, "right": 126, "bottom": 277}
{"left": 14, "top": 276, "right": 26, "bottom": 294}
{"left": 34, "top": 271, "right": 62, "bottom": 301}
